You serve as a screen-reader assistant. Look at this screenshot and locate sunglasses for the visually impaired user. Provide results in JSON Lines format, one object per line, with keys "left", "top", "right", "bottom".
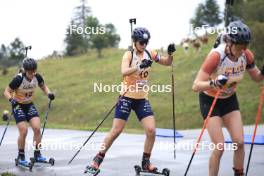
{"left": 139, "top": 40, "right": 148, "bottom": 45}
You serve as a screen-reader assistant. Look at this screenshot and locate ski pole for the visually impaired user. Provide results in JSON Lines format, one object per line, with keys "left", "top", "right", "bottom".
{"left": 129, "top": 18, "right": 136, "bottom": 49}
{"left": 24, "top": 46, "right": 32, "bottom": 57}
{"left": 184, "top": 90, "right": 220, "bottom": 176}
{"left": 69, "top": 18, "right": 136, "bottom": 164}
{"left": 41, "top": 100, "right": 52, "bottom": 140}
{"left": 68, "top": 91, "right": 128, "bottom": 164}
{"left": 0, "top": 111, "right": 12, "bottom": 146}
{"left": 245, "top": 86, "right": 264, "bottom": 176}
{"left": 171, "top": 63, "right": 176, "bottom": 159}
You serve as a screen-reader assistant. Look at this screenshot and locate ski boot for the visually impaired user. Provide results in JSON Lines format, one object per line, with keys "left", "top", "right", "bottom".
{"left": 15, "top": 155, "right": 33, "bottom": 171}
{"left": 84, "top": 153, "right": 105, "bottom": 175}
{"left": 30, "top": 151, "right": 55, "bottom": 166}
{"left": 134, "top": 153, "right": 170, "bottom": 176}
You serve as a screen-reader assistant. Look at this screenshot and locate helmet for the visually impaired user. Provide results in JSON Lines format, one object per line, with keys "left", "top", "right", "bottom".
{"left": 22, "top": 58, "right": 37, "bottom": 71}
{"left": 132, "top": 27, "right": 151, "bottom": 42}
{"left": 226, "top": 21, "right": 251, "bottom": 44}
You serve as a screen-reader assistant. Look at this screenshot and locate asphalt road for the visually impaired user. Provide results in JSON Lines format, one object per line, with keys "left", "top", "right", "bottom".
{"left": 0, "top": 125, "right": 263, "bottom": 176}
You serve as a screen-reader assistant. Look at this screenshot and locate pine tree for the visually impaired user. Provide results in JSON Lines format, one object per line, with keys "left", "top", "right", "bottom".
{"left": 191, "top": 0, "right": 222, "bottom": 28}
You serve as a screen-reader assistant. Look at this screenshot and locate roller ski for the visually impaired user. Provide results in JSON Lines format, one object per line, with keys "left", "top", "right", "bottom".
{"left": 30, "top": 152, "right": 55, "bottom": 166}
{"left": 84, "top": 153, "right": 104, "bottom": 175}
{"left": 134, "top": 153, "right": 170, "bottom": 176}
{"left": 84, "top": 166, "right": 100, "bottom": 176}
{"left": 15, "top": 156, "right": 34, "bottom": 171}
{"left": 134, "top": 165, "right": 170, "bottom": 176}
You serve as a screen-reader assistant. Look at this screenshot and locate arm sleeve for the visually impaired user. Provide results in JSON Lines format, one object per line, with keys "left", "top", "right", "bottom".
{"left": 244, "top": 49, "right": 255, "bottom": 70}
{"left": 9, "top": 75, "right": 23, "bottom": 90}
{"left": 201, "top": 51, "right": 221, "bottom": 75}
{"left": 35, "top": 73, "right": 45, "bottom": 87}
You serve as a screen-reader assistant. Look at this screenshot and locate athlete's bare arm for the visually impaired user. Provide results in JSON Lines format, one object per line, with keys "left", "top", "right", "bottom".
{"left": 39, "top": 84, "right": 51, "bottom": 96}
{"left": 157, "top": 55, "right": 173, "bottom": 66}
{"left": 247, "top": 66, "right": 264, "bottom": 82}
{"left": 192, "top": 69, "right": 212, "bottom": 92}
{"left": 121, "top": 51, "right": 138, "bottom": 76}
{"left": 4, "top": 87, "right": 14, "bottom": 100}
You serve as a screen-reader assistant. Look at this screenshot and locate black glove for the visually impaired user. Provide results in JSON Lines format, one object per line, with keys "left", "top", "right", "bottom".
{"left": 9, "top": 98, "right": 18, "bottom": 109}
{"left": 139, "top": 59, "right": 153, "bottom": 69}
{"left": 210, "top": 75, "right": 228, "bottom": 88}
{"left": 167, "top": 43, "right": 176, "bottom": 55}
{"left": 48, "top": 93, "right": 55, "bottom": 100}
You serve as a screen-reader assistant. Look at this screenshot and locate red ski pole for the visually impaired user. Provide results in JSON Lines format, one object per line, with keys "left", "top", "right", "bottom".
{"left": 184, "top": 90, "right": 220, "bottom": 176}
{"left": 245, "top": 86, "right": 264, "bottom": 176}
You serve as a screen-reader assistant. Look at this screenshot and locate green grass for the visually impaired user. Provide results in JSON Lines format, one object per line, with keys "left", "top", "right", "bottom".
{"left": 1, "top": 172, "right": 16, "bottom": 176}
{"left": 0, "top": 37, "right": 263, "bottom": 132}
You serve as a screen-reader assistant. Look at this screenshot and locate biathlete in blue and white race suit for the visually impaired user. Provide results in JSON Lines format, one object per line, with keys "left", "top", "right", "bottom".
{"left": 4, "top": 58, "right": 55, "bottom": 164}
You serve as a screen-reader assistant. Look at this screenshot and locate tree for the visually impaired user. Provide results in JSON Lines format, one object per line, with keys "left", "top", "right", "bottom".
{"left": 73, "top": 0, "right": 91, "bottom": 28}
{"left": 105, "top": 23, "right": 120, "bottom": 48}
{"left": 191, "top": 0, "right": 222, "bottom": 28}
{"left": 64, "top": 5, "right": 120, "bottom": 57}
{"left": 85, "top": 16, "right": 100, "bottom": 47}
{"left": 88, "top": 17, "right": 120, "bottom": 58}
{"left": 250, "top": 22, "right": 264, "bottom": 63}
{"left": 190, "top": 4, "right": 206, "bottom": 28}
{"left": 225, "top": 0, "right": 244, "bottom": 26}
{"left": 64, "top": 21, "right": 88, "bottom": 56}
{"left": 242, "top": 0, "right": 264, "bottom": 23}
{"left": 230, "top": 0, "right": 264, "bottom": 62}
{"left": 0, "top": 44, "right": 7, "bottom": 60}
{"left": 0, "top": 38, "right": 25, "bottom": 72}
{"left": 203, "top": 0, "right": 222, "bottom": 26}
{"left": 91, "top": 31, "right": 108, "bottom": 58}
{"left": 8, "top": 38, "right": 25, "bottom": 61}
{"left": 64, "top": 0, "right": 91, "bottom": 56}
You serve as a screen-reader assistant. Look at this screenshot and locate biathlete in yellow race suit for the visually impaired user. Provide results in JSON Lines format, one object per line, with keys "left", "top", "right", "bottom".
{"left": 85, "top": 27, "right": 176, "bottom": 174}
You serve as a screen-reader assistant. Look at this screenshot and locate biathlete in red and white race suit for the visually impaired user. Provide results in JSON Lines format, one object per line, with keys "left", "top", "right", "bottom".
{"left": 192, "top": 21, "right": 264, "bottom": 176}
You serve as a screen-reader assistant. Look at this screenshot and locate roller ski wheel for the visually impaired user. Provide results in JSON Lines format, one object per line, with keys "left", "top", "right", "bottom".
{"left": 30, "top": 157, "right": 35, "bottom": 163}
{"left": 134, "top": 165, "right": 170, "bottom": 176}
{"left": 134, "top": 165, "right": 141, "bottom": 175}
{"left": 31, "top": 156, "right": 55, "bottom": 166}
{"left": 84, "top": 165, "right": 100, "bottom": 176}
{"left": 15, "top": 158, "right": 33, "bottom": 171}
{"left": 162, "top": 168, "right": 170, "bottom": 176}
{"left": 49, "top": 158, "right": 55, "bottom": 166}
